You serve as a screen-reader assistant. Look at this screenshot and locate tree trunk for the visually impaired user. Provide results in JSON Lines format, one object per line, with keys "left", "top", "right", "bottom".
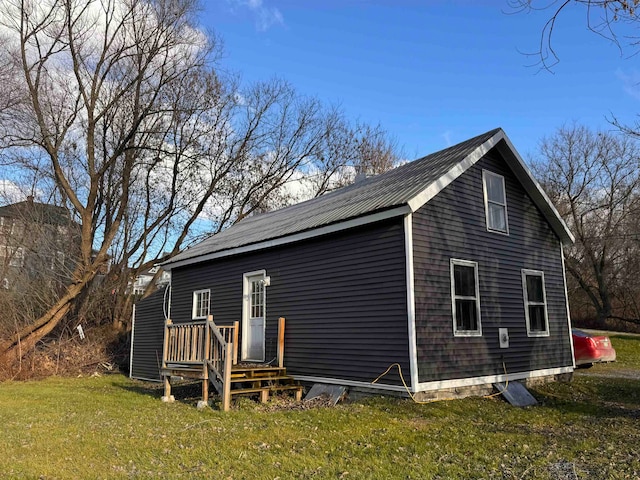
{"left": 0, "top": 273, "right": 92, "bottom": 368}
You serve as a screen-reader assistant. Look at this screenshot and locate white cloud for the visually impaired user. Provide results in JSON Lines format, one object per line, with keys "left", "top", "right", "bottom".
{"left": 441, "top": 130, "right": 453, "bottom": 147}
{"left": 227, "top": 0, "right": 284, "bottom": 32}
{"left": 0, "top": 180, "right": 31, "bottom": 204}
{"left": 616, "top": 68, "right": 640, "bottom": 101}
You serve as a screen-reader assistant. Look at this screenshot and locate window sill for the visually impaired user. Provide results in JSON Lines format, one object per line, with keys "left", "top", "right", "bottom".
{"left": 454, "top": 331, "right": 483, "bottom": 337}
{"left": 527, "top": 331, "right": 550, "bottom": 338}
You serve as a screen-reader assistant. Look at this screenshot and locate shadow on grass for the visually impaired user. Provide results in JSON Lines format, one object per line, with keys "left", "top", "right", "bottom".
{"left": 114, "top": 379, "right": 227, "bottom": 409}
{"left": 531, "top": 376, "right": 640, "bottom": 420}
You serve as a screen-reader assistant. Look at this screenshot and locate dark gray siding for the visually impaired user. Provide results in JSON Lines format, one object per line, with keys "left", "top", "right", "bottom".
{"left": 413, "top": 150, "right": 572, "bottom": 383}
{"left": 170, "top": 218, "right": 409, "bottom": 385}
{"left": 130, "top": 287, "right": 167, "bottom": 382}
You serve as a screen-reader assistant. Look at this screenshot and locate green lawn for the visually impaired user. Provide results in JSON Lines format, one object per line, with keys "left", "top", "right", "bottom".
{"left": 1, "top": 368, "right": 639, "bottom": 479}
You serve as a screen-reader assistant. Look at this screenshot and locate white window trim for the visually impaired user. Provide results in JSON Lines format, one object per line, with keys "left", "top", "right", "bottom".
{"left": 450, "top": 258, "right": 482, "bottom": 337}
{"left": 482, "top": 169, "right": 509, "bottom": 235}
{"left": 522, "top": 269, "right": 550, "bottom": 337}
{"left": 192, "top": 289, "right": 210, "bottom": 320}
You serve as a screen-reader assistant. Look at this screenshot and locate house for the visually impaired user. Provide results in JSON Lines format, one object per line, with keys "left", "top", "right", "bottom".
{"left": 130, "top": 266, "right": 171, "bottom": 295}
{"left": 130, "top": 128, "right": 575, "bottom": 402}
{"left": 0, "top": 196, "right": 80, "bottom": 291}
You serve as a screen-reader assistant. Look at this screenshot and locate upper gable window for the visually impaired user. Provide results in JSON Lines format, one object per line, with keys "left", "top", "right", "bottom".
{"left": 482, "top": 170, "right": 509, "bottom": 234}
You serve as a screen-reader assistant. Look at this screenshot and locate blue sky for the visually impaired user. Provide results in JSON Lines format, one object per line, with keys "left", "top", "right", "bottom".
{"left": 201, "top": 0, "right": 639, "bottom": 161}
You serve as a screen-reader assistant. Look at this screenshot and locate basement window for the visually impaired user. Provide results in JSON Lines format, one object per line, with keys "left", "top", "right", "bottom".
{"left": 482, "top": 170, "right": 509, "bottom": 234}
{"left": 522, "top": 269, "right": 549, "bottom": 337}
{"left": 450, "top": 259, "right": 482, "bottom": 336}
{"left": 192, "top": 289, "right": 210, "bottom": 319}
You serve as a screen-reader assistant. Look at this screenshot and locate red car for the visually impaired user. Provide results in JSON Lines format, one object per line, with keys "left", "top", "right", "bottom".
{"left": 572, "top": 329, "right": 617, "bottom": 367}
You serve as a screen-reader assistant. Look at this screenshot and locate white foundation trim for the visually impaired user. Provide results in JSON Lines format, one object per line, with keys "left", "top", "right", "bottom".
{"left": 130, "top": 375, "right": 162, "bottom": 383}
{"left": 404, "top": 214, "right": 419, "bottom": 391}
{"left": 414, "top": 366, "right": 574, "bottom": 392}
{"left": 293, "top": 375, "right": 408, "bottom": 393}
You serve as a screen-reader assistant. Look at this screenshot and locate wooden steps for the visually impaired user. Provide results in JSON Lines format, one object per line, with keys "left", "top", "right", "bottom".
{"left": 162, "top": 363, "right": 303, "bottom": 406}
{"left": 228, "top": 365, "right": 303, "bottom": 403}
{"left": 161, "top": 317, "right": 299, "bottom": 411}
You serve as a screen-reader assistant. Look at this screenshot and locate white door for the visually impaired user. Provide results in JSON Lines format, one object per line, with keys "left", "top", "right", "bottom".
{"left": 242, "top": 272, "right": 266, "bottom": 362}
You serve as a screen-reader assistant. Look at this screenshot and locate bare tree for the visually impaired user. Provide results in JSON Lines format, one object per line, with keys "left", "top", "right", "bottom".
{"left": 0, "top": 0, "right": 221, "bottom": 362}
{"left": 0, "top": 0, "right": 402, "bottom": 366}
{"left": 534, "top": 124, "right": 640, "bottom": 326}
{"left": 509, "top": 0, "right": 640, "bottom": 71}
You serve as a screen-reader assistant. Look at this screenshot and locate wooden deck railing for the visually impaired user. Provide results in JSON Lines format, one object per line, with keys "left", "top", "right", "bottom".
{"left": 164, "top": 320, "right": 206, "bottom": 364}
{"left": 162, "top": 316, "right": 238, "bottom": 410}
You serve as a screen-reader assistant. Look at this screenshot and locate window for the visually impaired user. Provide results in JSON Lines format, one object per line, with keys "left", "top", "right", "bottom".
{"left": 482, "top": 170, "right": 508, "bottom": 234}
{"left": 522, "top": 269, "right": 549, "bottom": 336}
{"left": 192, "top": 289, "right": 210, "bottom": 319}
{"left": 450, "top": 259, "right": 482, "bottom": 336}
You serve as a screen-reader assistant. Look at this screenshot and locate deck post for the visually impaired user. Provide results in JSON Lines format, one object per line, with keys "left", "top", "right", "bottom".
{"left": 162, "top": 375, "right": 173, "bottom": 402}
{"left": 222, "top": 341, "right": 233, "bottom": 411}
{"left": 161, "top": 318, "right": 174, "bottom": 402}
{"left": 203, "top": 317, "right": 212, "bottom": 403}
{"left": 162, "top": 318, "right": 172, "bottom": 367}
{"left": 233, "top": 321, "right": 239, "bottom": 365}
{"left": 277, "top": 317, "right": 285, "bottom": 368}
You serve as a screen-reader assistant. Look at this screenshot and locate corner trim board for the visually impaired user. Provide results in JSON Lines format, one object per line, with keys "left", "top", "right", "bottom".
{"left": 560, "top": 243, "right": 576, "bottom": 368}
{"left": 404, "top": 214, "right": 419, "bottom": 391}
{"left": 414, "top": 366, "right": 573, "bottom": 392}
{"left": 129, "top": 304, "right": 135, "bottom": 379}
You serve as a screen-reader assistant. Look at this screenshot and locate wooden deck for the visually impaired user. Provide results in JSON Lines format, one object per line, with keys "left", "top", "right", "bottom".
{"left": 161, "top": 316, "right": 302, "bottom": 410}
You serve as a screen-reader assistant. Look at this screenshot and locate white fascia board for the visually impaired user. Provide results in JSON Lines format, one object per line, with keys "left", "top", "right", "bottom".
{"left": 496, "top": 133, "right": 575, "bottom": 244}
{"left": 414, "top": 366, "right": 574, "bottom": 392}
{"left": 293, "top": 375, "right": 409, "bottom": 393}
{"left": 404, "top": 214, "right": 419, "bottom": 391}
{"left": 163, "top": 205, "right": 411, "bottom": 271}
{"left": 407, "top": 132, "right": 503, "bottom": 212}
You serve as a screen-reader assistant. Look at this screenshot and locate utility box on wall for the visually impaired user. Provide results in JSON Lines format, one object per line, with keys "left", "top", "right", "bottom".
{"left": 499, "top": 328, "right": 509, "bottom": 349}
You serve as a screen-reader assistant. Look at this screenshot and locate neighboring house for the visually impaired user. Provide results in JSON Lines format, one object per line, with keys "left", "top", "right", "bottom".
{"left": 130, "top": 266, "right": 171, "bottom": 295}
{"left": 0, "top": 196, "right": 80, "bottom": 291}
{"left": 130, "top": 128, "right": 575, "bottom": 398}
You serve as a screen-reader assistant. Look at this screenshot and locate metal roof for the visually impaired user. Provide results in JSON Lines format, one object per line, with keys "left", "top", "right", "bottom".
{"left": 164, "top": 128, "right": 573, "bottom": 270}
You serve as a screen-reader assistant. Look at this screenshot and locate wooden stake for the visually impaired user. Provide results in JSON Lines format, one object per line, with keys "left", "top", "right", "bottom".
{"left": 277, "top": 317, "right": 285, "bottom": 368}
{"left": 233, "top": 321, "right": 239, "bottom": 365}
